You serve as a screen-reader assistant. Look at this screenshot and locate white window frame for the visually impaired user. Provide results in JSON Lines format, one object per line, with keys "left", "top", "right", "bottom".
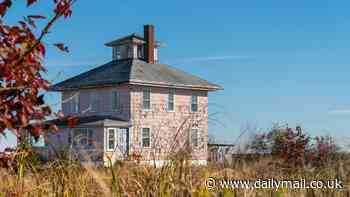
{"left": 70, "top": 93, "right": 79, "bottom": 113}
{"left": 167, "top": 89, "right": 175, "bottom": 112}
{"left": 142, "top": 88, "right": 151, "bottom": 110}
{"left": 114, "top": 46, "right": 121, "bottom": 60}
{"left": 191, "top": 94, "right": 198, "bottom": 112}
{"left": 73, "top": 128, "right": 94, "bottom": 149}
{"left": 106, "top": 128, "right": 116, "bottom": 151}
{"left": 127, "top": 45, "right": 133, "bottom": 58}
{"left": 90, "top": 92, "right": 100, "bottom": 112}
{"left": 137, "top": 44, "right": 144, "bottom": 59}
{"left": 190, "top": 128, "right": 200, "bottom": 148}
{"left": 111, "top": 90, "right": 121, "bottom": 111}
{"left": 141, "top": 128, "right": 151, "bottom": 148}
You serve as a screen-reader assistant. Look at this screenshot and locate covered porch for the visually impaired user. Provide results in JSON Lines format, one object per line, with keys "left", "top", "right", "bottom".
{"left": 47, "top": 115, "right": 131, "bottom": 166}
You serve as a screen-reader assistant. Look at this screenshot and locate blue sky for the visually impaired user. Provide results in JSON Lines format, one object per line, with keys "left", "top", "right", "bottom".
{"left": 1, "top": 0, "right": 350, "bottom": 150}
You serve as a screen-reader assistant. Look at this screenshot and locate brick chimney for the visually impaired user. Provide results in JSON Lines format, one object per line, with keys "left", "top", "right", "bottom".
{"left": 144, "top": 24, "right": 155, "bottom": 64}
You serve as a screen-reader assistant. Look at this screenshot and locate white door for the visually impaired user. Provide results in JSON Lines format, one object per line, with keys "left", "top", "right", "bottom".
{"left": 106, "top": 128, "right": 117, "bottom": 152}
{"left": 116, "top": 128, "right": 129, "bottom": 159}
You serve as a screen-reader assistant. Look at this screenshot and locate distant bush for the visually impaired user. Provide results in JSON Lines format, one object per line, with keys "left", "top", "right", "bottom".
{"left": 249, "top": 125, "right": 338, "bottom": 168}
{"left": 309, "top": 135, "right": 338, "bottom": 167}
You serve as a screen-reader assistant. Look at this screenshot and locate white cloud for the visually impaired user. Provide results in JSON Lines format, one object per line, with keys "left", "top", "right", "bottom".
{"left": 328, "top": 109, "right": 350, "bottom": 115}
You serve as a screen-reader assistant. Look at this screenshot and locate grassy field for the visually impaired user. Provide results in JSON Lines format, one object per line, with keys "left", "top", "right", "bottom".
{"left": 1, "top": 152, "right": 349, "bottom": 197}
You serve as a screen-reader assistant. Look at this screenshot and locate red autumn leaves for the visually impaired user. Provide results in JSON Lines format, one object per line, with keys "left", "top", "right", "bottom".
{"left": 0, "top": 0, "right": 74, "bottom": 140}
{"left": 27, "top": 0, "right": 38, "bottom": 7}
{"left": 0, "top": 0, "right": 11, "bottom": 17}
{"left": 53, "top": 43, "right": 69, "bottom": 53}
{"left": 25, "top": 15, "right": 46, "bottom": 29}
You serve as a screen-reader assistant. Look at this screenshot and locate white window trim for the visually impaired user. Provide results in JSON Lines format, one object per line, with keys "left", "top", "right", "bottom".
{"left": 127, "top": 45, "right": 133, "bottom": 58}
{"left": 114, "top": 46, "right": 121, "bottom": 60}
{"left": 74, "top": 95, "right": 79, "bottom": 113}
{"left": 190, "top": 94, "right": 198, "bottom": 112}
{"left": 141, "top": 127, "right": 151, "bottom": 148}
{"left": 142, "top": 88, "right": 151, "bottom": 111}
{"left": 69, "top": 92, "right": 79, "bottom": 113}
{"left": 106, "top": 128, "right": 117, "bottom": 152}
{"left": 73, "top": 128, "right": 94, "bottom": 149}
{"left": 112, "top": 47, "right": 116, "bottom": 60}
{"left": 167, "top": 89, "right": 175, "bottom": 112}
{"left": 137, "top": 44, "right": 144, "bottom": 59}
{"left": 190, "top": 128, "right": 200, "bottom": 148}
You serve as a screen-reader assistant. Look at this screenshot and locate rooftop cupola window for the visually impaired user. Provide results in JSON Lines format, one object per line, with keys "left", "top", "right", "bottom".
{"left": 105, "top": 25, "right": 160, "bottom": 63}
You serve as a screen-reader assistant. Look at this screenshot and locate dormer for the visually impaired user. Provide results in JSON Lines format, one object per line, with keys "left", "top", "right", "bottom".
{"left": 105, "top": 25, "right": 159, "bottom": 63}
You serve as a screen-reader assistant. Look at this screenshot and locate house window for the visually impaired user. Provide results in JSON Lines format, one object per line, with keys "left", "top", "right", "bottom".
{"left": 73, "top": 128, "right": 94, "bottom": 149}
{"left": 90, "top": 92, "right": 99, "bottom": 112}
{"left": 191, "top": 94, "right": 198, "bottom": 112}
{"left": 191, "top": 128, "right": 199, "bottom": 148}
{"left": 70, "top": 93, "right": 79, "bottom": 113}
{"left": 76, "top": 129, "right": 87, "bottom": 146}
{"left": 107, "top": 128, "right": 116, "bottom": 151}
{"left": 168, "top": 89, "right": 175, "bottom": 111}
{"left": 127, "top": 45, "right": 132, "bottom": 58}
{"left": 137, "top": 45, "right": 144, "bottom": 59}
{"left": 142, "top": 88, "right": 151, "bottom": 110}
{"left": 141, "top": 128, "right": 150, "bottom": 148}
{"left": 114, "top": 47, "right": 121, "bottom": 60}
{"left": 111, "top": 91, "right": 120, "bottom": 111}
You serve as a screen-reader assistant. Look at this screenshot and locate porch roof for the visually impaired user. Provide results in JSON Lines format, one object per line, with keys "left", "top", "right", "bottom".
{"left": 47, "top": 115, "right": 131, "bottom": 128}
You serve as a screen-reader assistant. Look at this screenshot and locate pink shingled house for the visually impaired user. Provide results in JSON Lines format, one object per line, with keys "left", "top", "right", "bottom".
{"left": 48, "top": 25, "right": 221, "bottom": 166}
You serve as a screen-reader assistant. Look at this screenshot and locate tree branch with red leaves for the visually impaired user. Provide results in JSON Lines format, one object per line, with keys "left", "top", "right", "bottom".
{"left": 0, "top": 0, "right": 75, "bottom": 140}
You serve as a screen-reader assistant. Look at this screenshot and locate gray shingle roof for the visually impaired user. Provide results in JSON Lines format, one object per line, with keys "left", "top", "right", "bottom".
{"left": 50, "top": 59, "right": 221, "bottom": 91}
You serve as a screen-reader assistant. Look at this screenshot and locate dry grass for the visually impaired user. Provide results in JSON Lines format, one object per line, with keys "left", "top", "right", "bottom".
{"left": 1, "top": 154, "right": 350, "bottom": 197}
